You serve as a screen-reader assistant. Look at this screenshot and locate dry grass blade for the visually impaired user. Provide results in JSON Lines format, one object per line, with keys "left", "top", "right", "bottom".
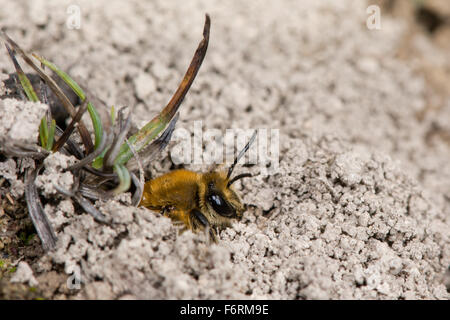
{"left": 73, "top": 193, "right": 109, "bottom": 223}
{"left": 79, "top": 184, "right": 112, "bottom": 201}
{"left": 124, "top": 138, "right": 144, "bottom": 206}
{"left": 116, "top": 14, "right": 210, "bottom": 166}
{"left": 82, "top": 166, "right": 118, "bottom": 178}
{"left": 126, "top": 112, "right": 179, "bottom": 171}
{"left": 104, "top": 108, "right": 132, "bottom": 169}
{"left": 66, "top": 131, "right": 113, "bottom": 171}
{"left": 38, "top": 64, "right": 50, "bottom": 105}
{"left": 25, "top": 166, "right": 57, "bottom": 251}
{"left": 130, "top": 172, "right": 143, "bottom": 207}
{"left": 4, "top": 44, "right": 39, "bottom": 102}
{"left": 54, "top": 126, "right": 84, "bottom": 159}
{"left": 54, "top": 184, "right": 110, "bottom": 223}
{"left": 0, "top": 139, "right": 49, "bottom": 159}
{"left": 159, "top": 14, "right": 210, "bottom": 122}
{"left": 52, "top": 98, "right": 89, "bottom": 152}
{"left": 1, "top": 32, "right": 94, "bottom": 153}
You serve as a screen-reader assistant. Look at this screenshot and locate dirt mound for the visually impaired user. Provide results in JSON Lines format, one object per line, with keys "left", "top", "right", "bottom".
{"left": 0, "top": 0, "right": 449, "bottom": 299}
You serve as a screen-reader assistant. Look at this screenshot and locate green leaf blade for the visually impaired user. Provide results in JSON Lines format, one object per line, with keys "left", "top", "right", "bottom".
{"left": 33, "top": 54, "right": 103, "bottom": 150}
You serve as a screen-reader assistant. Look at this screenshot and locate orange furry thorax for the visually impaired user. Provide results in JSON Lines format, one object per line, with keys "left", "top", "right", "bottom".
{"left": 140, "top": 169, "right": 200, "bottom": 211}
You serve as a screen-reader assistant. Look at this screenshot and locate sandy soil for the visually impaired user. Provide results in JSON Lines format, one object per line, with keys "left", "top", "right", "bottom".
{"left": 0, "top": 0, "right": 449, "bottom": 299}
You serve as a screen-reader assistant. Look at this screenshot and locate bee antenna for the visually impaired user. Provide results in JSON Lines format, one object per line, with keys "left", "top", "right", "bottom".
{"left": 227, "top": 173, "right": 252, "bottom": 187}
{"left": 227, "top": 130, "right": 257, "bottom": 179}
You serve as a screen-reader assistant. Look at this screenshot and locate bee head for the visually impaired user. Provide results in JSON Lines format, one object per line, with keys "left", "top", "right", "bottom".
{"left": 199, "top": 131, "right": 257, "bottom": 226}
{"left": 201, "top": 171, "right": 245, "bottom": 223}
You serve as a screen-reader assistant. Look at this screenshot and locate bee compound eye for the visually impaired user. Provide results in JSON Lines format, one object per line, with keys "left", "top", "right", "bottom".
{"left": 208, "top": 193, "right": 235, "bottom": 217}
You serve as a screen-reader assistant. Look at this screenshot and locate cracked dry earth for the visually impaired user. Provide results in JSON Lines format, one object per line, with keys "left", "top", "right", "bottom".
{"left": 0, "top": 0, "right": 449, "bottom": 299}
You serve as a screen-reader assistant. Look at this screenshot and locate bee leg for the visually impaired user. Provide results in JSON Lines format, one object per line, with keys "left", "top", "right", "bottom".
{"left": 161, "top": 205, "right": 175, "bottom": 217}
{"left": 191, "top": 208, "right": 209, "bottom": 227}
{"left": 208, "top": 228, "right": 218, "bottom": 244}
{"left": 191, "top": 209, "right": 217, "bottom": 243}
